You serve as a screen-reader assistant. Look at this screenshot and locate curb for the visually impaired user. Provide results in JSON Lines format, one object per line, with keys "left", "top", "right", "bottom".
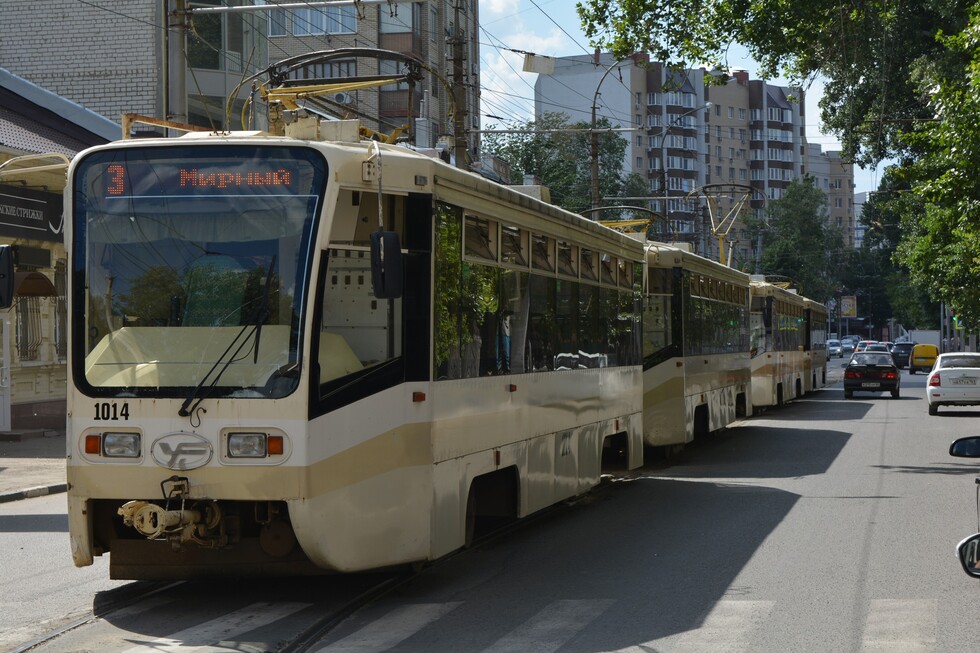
{"left": 0, "top": 483, "right": 68, "bottom": 504}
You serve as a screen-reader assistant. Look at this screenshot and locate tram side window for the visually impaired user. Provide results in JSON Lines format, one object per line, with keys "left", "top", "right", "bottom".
{"left": 434, "top": 202, "right": 638, "bottom": 378}
{"left": 318, "top": 248, "right": 403, "bottom": 384}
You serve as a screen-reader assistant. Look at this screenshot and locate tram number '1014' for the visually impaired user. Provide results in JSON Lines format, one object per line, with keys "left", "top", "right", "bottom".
{"left": 94, "top": 402, "right": 130, "bottom": 421}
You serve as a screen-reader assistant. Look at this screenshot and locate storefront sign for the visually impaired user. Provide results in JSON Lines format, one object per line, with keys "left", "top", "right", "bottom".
{"left": 0, "top": 185, "right": 63, "bottom": 242}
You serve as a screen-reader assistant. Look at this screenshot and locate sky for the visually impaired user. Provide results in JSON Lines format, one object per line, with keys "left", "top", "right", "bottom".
{"left": 477, "top": 0, "right": 884, "bottom": 194}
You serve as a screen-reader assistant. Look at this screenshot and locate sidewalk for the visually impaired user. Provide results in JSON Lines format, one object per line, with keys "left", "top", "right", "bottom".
{"left": 0, "top": 430, "right": 67, "bottom": 503}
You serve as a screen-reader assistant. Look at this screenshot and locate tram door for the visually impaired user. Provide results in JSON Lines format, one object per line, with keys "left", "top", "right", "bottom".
{"left": 0, "top": 318, "right": 10, "bottom": 432}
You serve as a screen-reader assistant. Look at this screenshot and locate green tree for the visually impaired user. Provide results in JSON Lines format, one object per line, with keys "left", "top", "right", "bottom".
{"left": 894, "top": 8, "right": 980, "bottom": 331}
{"left": 482, "top": 112, "right": 629, "bottom": 215}
{"left": 860, "top": 174, "right": 938, "bottom": 329}
{"left": 118, "top": 266, "right": 183, "bottom": 326}
{"left": 754, "top": 177, "right": 845, "bottom": 302}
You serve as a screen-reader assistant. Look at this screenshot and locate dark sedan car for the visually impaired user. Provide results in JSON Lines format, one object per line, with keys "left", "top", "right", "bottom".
{"left": 890, "top": 342, "right": 915, "bottom": 369}
{"left": 844, "top": 352, "right": 901, "bottom": 398}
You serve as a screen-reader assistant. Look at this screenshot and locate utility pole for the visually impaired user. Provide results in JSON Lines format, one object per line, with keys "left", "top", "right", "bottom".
{"left": 451, "top": 0, "right": 468, "bottom": 169}
{"left": 167, "top": 0, "right": 188, "bottom": 128}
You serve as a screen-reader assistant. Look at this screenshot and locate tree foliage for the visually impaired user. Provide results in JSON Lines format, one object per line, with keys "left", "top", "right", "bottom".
{"left": 482, "top": 112, "right": 633, "bottom": 215}
{"left": 753, "top": 177, "right": 845, "bottom": 302}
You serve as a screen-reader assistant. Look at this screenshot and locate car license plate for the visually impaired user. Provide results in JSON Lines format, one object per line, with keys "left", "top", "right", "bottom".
{"left": 861, "top": 382, "right": 880, "bottom": 388}
{"left": 951, "top": 377, "right": 977, "bottom": 385}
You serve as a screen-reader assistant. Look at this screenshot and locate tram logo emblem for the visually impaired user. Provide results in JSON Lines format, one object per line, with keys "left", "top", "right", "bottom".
{"left": 151, "top": 433, "right": 213, "bottom": 470}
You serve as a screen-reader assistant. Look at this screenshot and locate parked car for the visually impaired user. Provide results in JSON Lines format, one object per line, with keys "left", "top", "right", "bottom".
{"left": 844, "top": 352, "right": 901, "bottom": 399}
{"left": 909, "top": 343, "right": 940, "bottom": 374}
{"left": 926, "top": 352, "right": 980, "bottom": 415}
{"left": 827, "top": 339, "right": 843, "bottom": 358}
{"left": 889, "top": 341, "right": 915, "bottom": 369}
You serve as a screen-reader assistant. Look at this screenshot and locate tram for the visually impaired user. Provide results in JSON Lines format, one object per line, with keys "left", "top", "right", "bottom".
{"left": 804, "top": 298, "right": 829, "bottom": 392}
{"left": 60, "top": 117, "right": 646, "bottom": 579}
{"left": 749, "top": 277, "right": 808, "bottom": 408}
{"left": 641, "top": 242, "right": 753, "bottom": 448}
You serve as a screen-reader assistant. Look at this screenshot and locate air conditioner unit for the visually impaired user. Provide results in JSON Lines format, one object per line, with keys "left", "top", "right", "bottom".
{"left": 332, "top": 92, "right": 354, "bottom": 105}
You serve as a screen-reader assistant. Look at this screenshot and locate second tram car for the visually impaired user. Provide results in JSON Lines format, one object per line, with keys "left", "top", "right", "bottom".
{"left": 805, "top": 298, "right": 829, "bottom": 392}
{"left": 62, "top": 120, "right": 645, "bottom": 579}
{"left": 749, "top": 277, "right": 808, "bottom": 408}
{"left": 641, "top": 242, "right": 753, "bottom": 449}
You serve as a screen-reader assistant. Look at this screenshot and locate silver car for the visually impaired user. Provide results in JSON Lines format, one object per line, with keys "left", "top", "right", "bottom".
{"left": 827, "top": 339, "right": 842, "bottom": 358}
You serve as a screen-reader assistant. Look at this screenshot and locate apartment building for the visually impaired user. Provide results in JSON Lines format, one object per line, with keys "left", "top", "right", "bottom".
{"left": 807, "top": 144, "right": 857, "bottom": 248}
{"left": 534, "top": 56, "right": 845, "bottom": 270}
{"left": 0, "top": 1, "right": 479, "bottom": 156}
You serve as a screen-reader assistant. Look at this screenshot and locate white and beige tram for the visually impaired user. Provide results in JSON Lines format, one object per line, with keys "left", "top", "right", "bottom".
{"left": 640, "top": 242, "right": 753, "bottom": 448}
{"left": 804, "top": 297, "right": 829, "bottom": 392}
{"left": 62, "top": 118, "right": 645, "bottom": 579}
{"left": 749, "top": 277, "right": 808, "bottom": 408}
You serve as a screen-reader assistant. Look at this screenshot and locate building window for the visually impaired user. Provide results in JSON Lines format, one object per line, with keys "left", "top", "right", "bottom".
{"left": 15, "top": 296, "right": 41, "bottom": 362}
{"left": 380, "top": 59, "right": 410, "bottom": 90}
{"left": 269, "top": 9, "right": 287, "bottom": 36}
{"left": 292, "top": 5, "right": 357, "bottom": 35}
{"left": 380, "top": 4, "right": 414, "bottom": 32}
{"left": 292, "top": 60, "right": 356, "bottom": 81}
{"left": 738, "top": 108, "right": 746, "bottom": 120}
{"left": 728, "top": 106, "right": 734, "bottom": 118}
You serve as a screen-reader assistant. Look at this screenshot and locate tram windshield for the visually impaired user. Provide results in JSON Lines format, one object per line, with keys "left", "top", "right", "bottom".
{"left": 71, "top": 144, "right": 325, "bottom": 398}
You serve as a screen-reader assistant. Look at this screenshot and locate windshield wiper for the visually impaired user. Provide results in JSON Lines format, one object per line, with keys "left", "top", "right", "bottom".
{"left": 178, "top": 323, "right": 259, "bottom": 417}
{"left": 252, "top": 255, "right": 276, "bottom": 364}
{"left": 178, "top": 256, "right": 277, "bottom": 418}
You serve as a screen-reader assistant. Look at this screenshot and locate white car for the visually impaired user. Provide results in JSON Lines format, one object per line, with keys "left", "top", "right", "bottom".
{"left": 926, "top": 353, "right": 980, "bottom": 415}
{"left": 827, "top": 339, "right": 843, "bottom": 358}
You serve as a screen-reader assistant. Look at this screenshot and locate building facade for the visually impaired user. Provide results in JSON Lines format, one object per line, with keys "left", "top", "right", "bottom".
{"left": 0, "top": 1, "right": 479, "bottom": 157}
{"left": 807, "top": 144, "right": 857, "bottom": 248}
{"left": 534, "top": 56, "right": 851, "bottom": 271}
{"left": 0, "top": 68, "right": 118, "bottom": 432}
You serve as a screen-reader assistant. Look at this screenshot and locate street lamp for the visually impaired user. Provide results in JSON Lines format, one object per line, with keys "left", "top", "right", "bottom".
{"left": 590, "top": 58, "right": 632, "bottom": 210}
{"left": 658, "top": 102, "right": 711, "bottom": 236}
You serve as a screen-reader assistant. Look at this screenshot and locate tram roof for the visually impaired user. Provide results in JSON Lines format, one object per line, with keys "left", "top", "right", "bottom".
{"left": 80, "top": 127, "right": 646, "bottom": 259}
{"left": 644, "top": 240, "right": 752, "bottom": 284}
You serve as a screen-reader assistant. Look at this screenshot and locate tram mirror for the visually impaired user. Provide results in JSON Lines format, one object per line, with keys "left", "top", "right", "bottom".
{"left": 0, "top": 245, "right": 14, "bottom": 309}
{"left": 956, "top": 533, "right": 980, "bottom": 578}
{"left": 370, "top": 231, "right": 403, "bottom": 299}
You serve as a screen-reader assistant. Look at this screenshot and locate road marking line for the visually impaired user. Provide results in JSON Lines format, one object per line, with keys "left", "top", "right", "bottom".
{"left": 613, "top": 599, "right": 774, "bottom": 652}
{"left": 120, "top": 601, "right": 310, "bottom": 652}
{"left": 862, "top": 599, "right": 936, "bottom": 653}
{"left": 483, "top": 598, "right": 615, "bottom": 653}
{"left": 313, "top": 602, "right": 462, "bottom": 653}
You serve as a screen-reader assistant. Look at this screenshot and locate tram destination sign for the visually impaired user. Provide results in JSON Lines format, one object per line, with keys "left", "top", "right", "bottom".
{"left": 102, "top": 161, "right": 299, "bottom": 197}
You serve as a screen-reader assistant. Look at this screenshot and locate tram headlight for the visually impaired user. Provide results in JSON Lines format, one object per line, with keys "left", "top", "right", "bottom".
{"left": 101, "top": 432, "right": 142, "bottom": 458}
{"left": 227, "top": 432, "right": 283, "bottom": 458}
